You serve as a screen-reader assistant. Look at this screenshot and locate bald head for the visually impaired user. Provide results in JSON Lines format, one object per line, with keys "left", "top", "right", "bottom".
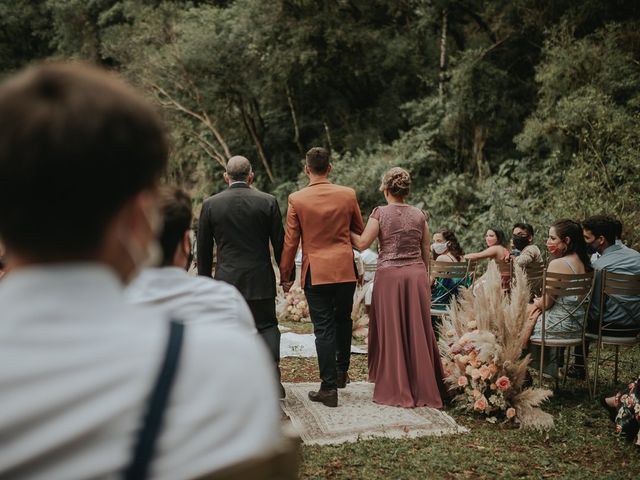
{"left": 226, "top": 156, "right": 252, "bottom": 182}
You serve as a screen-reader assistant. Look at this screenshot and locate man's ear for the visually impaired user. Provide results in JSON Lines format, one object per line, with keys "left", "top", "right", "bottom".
{"left": 223, "top": 172, "right": 230, "bottom": 184}
{"left": 327, "top": 163, "right": 333, "bottom": 174}
{"left": 181, "top": 230, "right": 191, "bottom": 256}
{"left": 247, "top": 172, "right": 255, "bottom": 185}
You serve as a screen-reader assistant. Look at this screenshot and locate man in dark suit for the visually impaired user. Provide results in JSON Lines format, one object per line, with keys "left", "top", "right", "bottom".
{"left": 198, "top": 156, "right": 285, "bottom": 396}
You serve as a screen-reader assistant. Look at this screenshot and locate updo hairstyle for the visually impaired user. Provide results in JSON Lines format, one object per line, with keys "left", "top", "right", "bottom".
{"left": 380, "top": 167, "right": 411, "bottom": 198}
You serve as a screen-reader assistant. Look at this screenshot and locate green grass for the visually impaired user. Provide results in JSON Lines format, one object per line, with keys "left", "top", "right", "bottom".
{"left": 282, "top": 345, "right": 640, "bottom": 479}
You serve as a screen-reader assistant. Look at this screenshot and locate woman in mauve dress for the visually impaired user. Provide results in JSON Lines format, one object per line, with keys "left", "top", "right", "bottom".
{"left": 351, "top": 167, "right": 446, "bottom": 408}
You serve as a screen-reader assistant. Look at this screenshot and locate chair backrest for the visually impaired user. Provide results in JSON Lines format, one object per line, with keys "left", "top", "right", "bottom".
{"left": 597, "top": 270, "right": 640, "bottom": 334}
{"left": 497, "top": 258, "right": 514, "bottom": 291}
{"left": 196, "top": 434, "right": 300, "bottom": 480}
{"left": 540, "top": 270, "right": 595, "bottom": 337}
{"left": 523, "top": 261, "right": 545, "bottom": 300}
{"left": 431, "top": 259, "right": 477, "bottom": 309}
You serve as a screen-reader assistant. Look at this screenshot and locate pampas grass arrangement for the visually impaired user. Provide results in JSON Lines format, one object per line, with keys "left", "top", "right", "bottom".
{"left": 439, "top": 261, "right": 554, "bottom": 430}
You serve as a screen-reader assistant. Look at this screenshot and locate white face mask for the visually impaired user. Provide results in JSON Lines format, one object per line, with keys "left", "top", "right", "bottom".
{"left": 431, "top": 241, "right": 449, "bottom": 255}
{"left": 120, "top": 205, "right": 163, "bottom": 283}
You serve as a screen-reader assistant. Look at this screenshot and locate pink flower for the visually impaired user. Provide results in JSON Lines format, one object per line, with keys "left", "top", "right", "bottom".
{"left": 463, "top": 343, "right": 474, "bottom": 353}
{"left": 473, "top": 396, "right": 488, "bottom": 411}
{"left": 479, "top": 366, "right": 491, "bottom": 380}
{"left": 471, "top": 369, "right": 482, "bottom": 380}
{"left": 451, "top": 344, "right": 463, "bottom": 354}
{"left": 496, "top": 376, "right": 511, "bottom": 391}
{"left": 506, "top": 407, "right": 516, "bottom": 419}
{"left": 457, "top": 376, "right": 468, "bottom": 387}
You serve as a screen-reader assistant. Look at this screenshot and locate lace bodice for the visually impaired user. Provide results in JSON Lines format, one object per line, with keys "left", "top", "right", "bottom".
{"left": 371, "top": 204, "right": 426, "bottom": 270}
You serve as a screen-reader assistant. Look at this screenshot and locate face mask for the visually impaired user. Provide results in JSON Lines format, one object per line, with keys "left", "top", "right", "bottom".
{"left": 486, "top": 237, "right": 497, "bottom": 247}
{"left": 512, "top": 235, "right": 529, "bottom": 251}
{"left": 546, "top": 239, "right": 563, "bottom": 257}
{"left": 120, "top": 205, "right": 162, "bottom": 282}
{"left": 432, "top": 241, "right": 449, "bottom": 255}
{"left": 585, "top": 238, "right": 602, "bottom": 256}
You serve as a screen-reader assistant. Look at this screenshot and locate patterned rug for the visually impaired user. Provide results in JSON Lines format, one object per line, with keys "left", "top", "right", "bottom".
{"left": 281, "top": 382, "right": 467, "bottom": 445}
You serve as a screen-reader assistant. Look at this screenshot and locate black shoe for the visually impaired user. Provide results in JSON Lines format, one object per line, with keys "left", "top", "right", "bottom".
{"left": 600, "top": 396, "right": 618, "bottom": 423}
{"left": 308, "top": 389, "right": 338, "bottom": 407}
{"left": 565, "top": 366, "right": 585, "bottom": 380}
{"left": 279, "top": 383, "right": 286, "bottom": 399}
{"left": 336, "top": 371, "right": 350, "bottom": 389}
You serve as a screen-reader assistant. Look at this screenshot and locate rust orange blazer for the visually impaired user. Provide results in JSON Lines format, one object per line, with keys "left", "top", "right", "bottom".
{"left": 280, "top": 179, "right": 364, "bottom": 288}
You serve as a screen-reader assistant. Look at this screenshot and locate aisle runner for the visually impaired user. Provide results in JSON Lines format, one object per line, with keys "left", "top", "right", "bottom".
{"left": 281, "top": 382, "right": 467, "bottom": 445}
{"left": 280, "top": 332, "right": 367, "bottom": 357}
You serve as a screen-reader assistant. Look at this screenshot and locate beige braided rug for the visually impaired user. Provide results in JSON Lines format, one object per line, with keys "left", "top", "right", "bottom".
{"left": 281, "top": 382, "right": 467, "bottom": 445}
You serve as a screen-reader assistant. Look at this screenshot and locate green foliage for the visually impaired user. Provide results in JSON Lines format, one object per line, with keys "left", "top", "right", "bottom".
{"left": 1, "top": 0, "right": 639, "bottom": 249}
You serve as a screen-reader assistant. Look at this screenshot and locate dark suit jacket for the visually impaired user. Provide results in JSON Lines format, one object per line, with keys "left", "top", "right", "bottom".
{"left": 197, "top": 183, "right": 284, "bottom": 300}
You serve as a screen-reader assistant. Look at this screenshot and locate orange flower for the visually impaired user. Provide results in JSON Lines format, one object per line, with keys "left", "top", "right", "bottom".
{"left": 473, "top": 396, "right": 488, "bottom": 411}
{"left": 506, "top": 407, "right": 516, "bottom": 419}
{"left": 457, "top": 376, "right": 468, "bottom": 387}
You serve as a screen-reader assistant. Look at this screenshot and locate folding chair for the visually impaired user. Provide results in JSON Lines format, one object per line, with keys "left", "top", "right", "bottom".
{"left": 529, "top": 270, "right": 595, "bottom": 396}
{"left": 587, "top": 271, "right": 640, "bottom": 396}
{"left": 430, "top": 259, "right": 477, "bottom": 317}
{"left": 523, "top": 261, "right": 545, "bottom": 301}
{"left": 497, "top": 258, "right": 514, "bottom": 292}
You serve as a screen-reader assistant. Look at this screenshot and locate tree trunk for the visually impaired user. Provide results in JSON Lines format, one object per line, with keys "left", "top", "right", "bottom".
{"left": 473, "top": 124, "right": 488, "bottom": 179}
{"left": 439, "top": 8, "right": 448, "bottom": 100}
{"left": 285, "top": 84, "right": 304, "bottom": 155}
{"left": 240, "top": 101, "right": 275, "bottom": 182}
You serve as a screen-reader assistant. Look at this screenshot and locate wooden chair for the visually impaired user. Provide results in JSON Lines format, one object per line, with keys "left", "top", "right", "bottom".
{"left": 430, "top": 259, "right": 477, "bottom": 317}
{"left": 529, "top": 270, "right": 595, "bottom": 396}
{"left": 196, "top": 433, "right": 300, "bottom": 480}
{"left": 523, "top": 261, "right": 545, "bottom": 301}
{"left": 497, "top": 258, "right": 514, "bottom": 292}
{"left": 586, "top": 271, "right": 640, "bottom": 396}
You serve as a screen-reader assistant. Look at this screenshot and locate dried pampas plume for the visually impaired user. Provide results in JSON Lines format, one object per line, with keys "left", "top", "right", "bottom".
{"left": 439, "top": 261, "right": 554, "bottom": 430}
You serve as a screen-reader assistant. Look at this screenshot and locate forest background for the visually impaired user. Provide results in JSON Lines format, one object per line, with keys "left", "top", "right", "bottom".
{"left": 2, "top": 0, "right": 639, "bottom": 252}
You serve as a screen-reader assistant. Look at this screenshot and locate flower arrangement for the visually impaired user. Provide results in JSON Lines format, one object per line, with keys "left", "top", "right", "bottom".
{"left": 439, "top": 262, "right": 554, "bottom": 430}
{"left": 277, "top": 286, "right": 311, "bottom": 322}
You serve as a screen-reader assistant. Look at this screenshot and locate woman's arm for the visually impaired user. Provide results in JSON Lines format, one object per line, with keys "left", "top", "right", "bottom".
{"left": 421, "top": 220, "right": 431, "bottom": 270}
{"left": 464, "top": 245, "right": 502, "bottom": 261}
{"left": 351, "top": 217, "right": 380, "bottom": 251}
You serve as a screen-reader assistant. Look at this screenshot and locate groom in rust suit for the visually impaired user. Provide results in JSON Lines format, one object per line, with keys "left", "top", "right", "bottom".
{"left": 280, "top": 147, "right": 364, "bottom": 407}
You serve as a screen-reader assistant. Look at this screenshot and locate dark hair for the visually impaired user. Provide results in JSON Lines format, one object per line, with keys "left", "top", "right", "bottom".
{"left": 613, "top": 217, "right": 623, "bottom": 240}
{"left": 305, "top": 147, "right": 330, "bottom": 174}
{"left": 158, "top": 187, "right": 192, "bottom": 266}
{"left": 488, "top": 226, "right": 507, "bottom": 247}
{"left": 551, "top": 219, "right": 592, "bottom": 271}
{"left": 439, "top": 230, "right": 464, "bottom": 261}
{"left": 380, "top": 167, "right": 411, "bottom": 198}
{"left": 582, "top": 215, "right": 617, "bottom": 245}
{"left": 513, "top": 222, "right": 534, "bottom": 238}
{"left": 0, "top": 62, "right": 168, "bottom": 259}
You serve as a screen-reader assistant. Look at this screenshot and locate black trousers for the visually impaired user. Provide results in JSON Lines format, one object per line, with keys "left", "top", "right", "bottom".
{"left": 247, "top": 298, "right": 281, "bottom": 379}
{"left": 304, "top": 271, "right": 356, "bottom": 391}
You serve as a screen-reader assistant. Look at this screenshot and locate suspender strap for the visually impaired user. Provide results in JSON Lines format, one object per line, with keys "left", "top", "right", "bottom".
{"left": 124, "top": 320, "right": 185, "bottom": 480}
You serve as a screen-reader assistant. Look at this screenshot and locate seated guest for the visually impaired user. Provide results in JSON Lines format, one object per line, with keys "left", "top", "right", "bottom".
{"left": 126, "top": 186, "right": 256, "bottom": 332}
{"left": 523, "top": 219, "right": 592, "bottom": 378}
{"left": 0, "top": 62, "right": 281, "bottom": 479}
{"left": 511, "top": 222, "right": 543, "bottom": 268}
{"left": 464, "top": 226, "right": 510, "bottom": 263}
{"left": 465, "top": 227, "right": 511, "bottom": 290}
{"left": 431, "top": 230, "right": 467, "bottom": 310}
{"left": 583, "top": 215, "right": 640, "bottom": 335}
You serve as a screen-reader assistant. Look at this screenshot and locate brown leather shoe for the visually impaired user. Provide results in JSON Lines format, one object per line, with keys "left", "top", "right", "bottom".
{"left": 308, "top": 389, "right": 338, "bottom": 407}
{"left": 336, "top": 371, "right": 350, "bottom": 389}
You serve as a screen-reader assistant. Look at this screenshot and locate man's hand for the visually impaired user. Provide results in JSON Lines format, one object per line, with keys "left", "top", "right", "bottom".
{"left": 282, "top": 281, "right": 294, "bottom": 293}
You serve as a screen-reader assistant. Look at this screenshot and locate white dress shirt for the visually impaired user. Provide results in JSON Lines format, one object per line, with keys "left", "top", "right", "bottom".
{"left": 125, "top": 267, "right": 256, "bottom": 332}
{"left": 0, "top": 264, "right": 280, "bottom": 479}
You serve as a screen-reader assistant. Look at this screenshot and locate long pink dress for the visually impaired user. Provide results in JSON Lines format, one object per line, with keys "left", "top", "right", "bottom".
{"left": 368, "top": 205, "right": 446, "bottom": 408}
